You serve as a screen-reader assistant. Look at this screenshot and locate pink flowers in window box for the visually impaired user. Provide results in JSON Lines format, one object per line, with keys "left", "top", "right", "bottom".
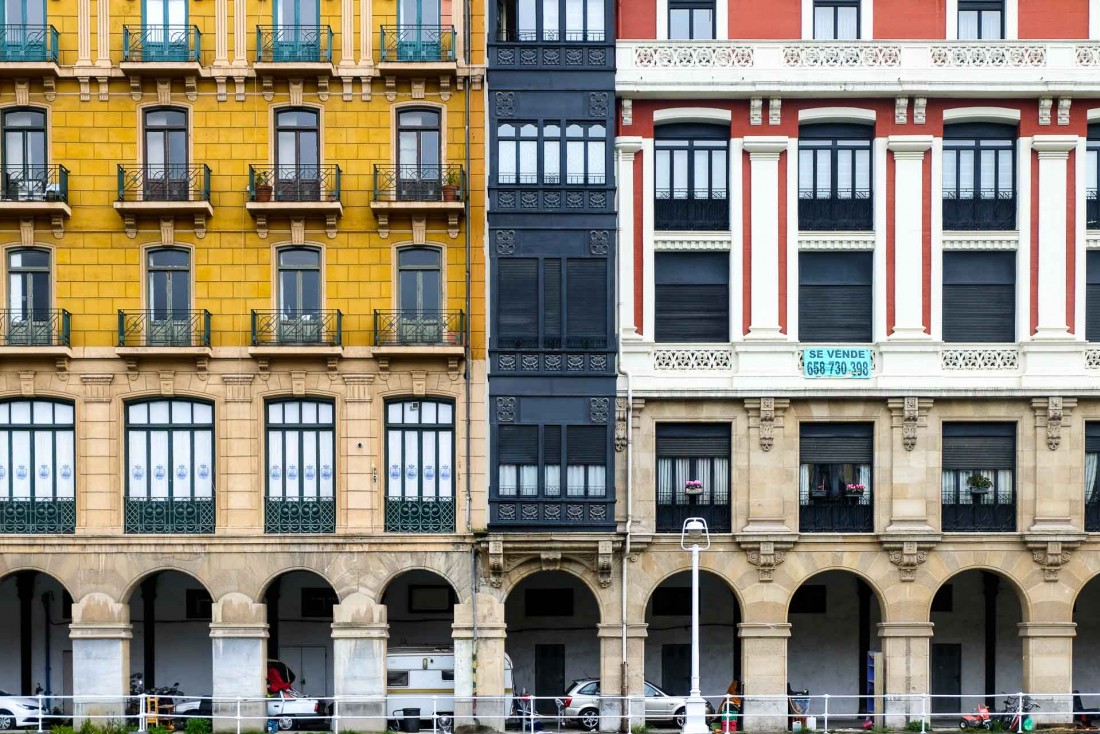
{"left": 845, "top": 483, "right": 866, "bottom": 495}
{"left": 685, "top": 479, "right": 703, "bottom": 495}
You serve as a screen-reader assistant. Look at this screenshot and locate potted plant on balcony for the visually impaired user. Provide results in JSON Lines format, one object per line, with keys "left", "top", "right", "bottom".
{"left": 967, "top": 472, "right": 993, "bottom": 494}
{"left": 684, "top": 479, "right": 703, "bottom": 496}
{"left": 844, "top": 482, "right": 866, "bottom": 497}
{"left": 442, "top": 168, "right": 462, "bottom": 202}
{"left": 254, "top": 173, "right": 273, "bottom": 202}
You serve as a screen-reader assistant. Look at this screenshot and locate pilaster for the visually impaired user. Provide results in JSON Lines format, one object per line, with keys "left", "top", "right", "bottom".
{"left": 738, "top": 623, "right": 790, "bottom": 731}
{"left": 615, "top": 137, "right": 644, "bottom": 340}
{"left": 1019, "top": 622, "right": 1076, "bottom": 723}
{"left": 331, "top": 596, "right": 388, "bottom": 728}
{"left": 1031, "top": 136, "right": 1079, "bottom": 339}
{"left": 887, "top": 136, "right": 934, "bottom": 339}
{"left": 453, "top": 594, "right": 508, "bottom": 727}
{"left": 878, "top": 623, "right": 933, "bottom": 727}
{"left": 70, "top": 595, "right": 131, "bottom": 725}
{"left": 743, "top": 137, "right": 789, "bottom": 340}
{"left": 742, "top": 398, "right": 793, "bottom": 532}
{"left": 210, "top": 596, "right": 268, "bottom": 732}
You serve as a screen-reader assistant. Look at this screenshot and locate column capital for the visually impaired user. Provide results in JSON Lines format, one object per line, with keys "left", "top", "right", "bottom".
{"left": 743, "top": 136, "right": 789, "bottom": 158}
{"left": 1032, "top": 134, "right": 1079, "bottom": 156}
{"left": 1017, "top": 622, "right": 1077, "bottom": 638}
{"left": 877, "top": 622, "right": 934, "bottom": 638}
{"left": 887, "top": 135, "right": 934, "bottom": 156}
{"left": 737, "top": 622, "right": 791, "bottom": 638}
{"left": 615, "top": 135, "right": 645, "bottom": 156}
{"left": 210, "top": 622, "right": 268, "bottom": 639}
{"left": 69, "top": 622, "right": 132, "bottom": 640}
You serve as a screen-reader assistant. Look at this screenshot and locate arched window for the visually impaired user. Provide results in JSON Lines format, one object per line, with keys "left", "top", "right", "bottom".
{"left": 125, "top": 399, "right": 215, "bottom": 534}
{"left": 265, "top": 399, "right": 335, "bottom": 533}
{"left": 654, "top": 123, "right": 729, "bottom": 231}
{"left": 147, "top": 247, "right": 192, "bottom": 344}
{"left": 2, "top": 108, "right": 46, "bottom": 201}
{"left": 385, "top": 399, "right": 455, "bottom": 532}
{"left": 6, "top": 248, "right": 52, "bottom": 345}
{"left": 275, "top": 108, "right": 320, "bottom": 201}
{"left": 0, "top": 399, "right": 74, "bottom": 534}
{"left": 143, "top": 107, "right": 189, "bottom": 200}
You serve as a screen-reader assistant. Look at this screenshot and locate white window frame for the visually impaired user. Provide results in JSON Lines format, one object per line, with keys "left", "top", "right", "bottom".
{"left": 657, "top": 0, "right": 728, "bottom": 39}
{"left": 801, "top": 0, "right": 873, "bottom": 40}
{"left": 946, "top": 0, "right": 1017, "bottom": 40}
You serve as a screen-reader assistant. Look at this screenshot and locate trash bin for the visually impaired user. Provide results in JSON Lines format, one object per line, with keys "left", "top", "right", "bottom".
{"left": 401, "top": 708, "right": 422, "bottom": 733}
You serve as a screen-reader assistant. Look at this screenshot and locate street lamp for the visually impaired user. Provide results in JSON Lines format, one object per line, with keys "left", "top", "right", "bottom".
{"left": 680, "top": 517, "right": 711, "bottom": 734}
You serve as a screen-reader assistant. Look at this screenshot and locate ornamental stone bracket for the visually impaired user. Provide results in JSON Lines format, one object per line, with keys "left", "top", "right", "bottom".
{"left": 1032, "top": 397, "right": 1076, "bottom": 450}
{"left": 614, "top": 397, "right": 645, "bottom": 452}
{"left": 482, "top": 535, "right": 620, "bottom": 589}
{"left": 888, "top": 397, "right": 934, "bottom": 451}
{"left": 736, "top": 534, "right": 797, "bottom": 582}
{"left": 1024, "top": 534, "right": 1086, "bottom": 582}
{"left": 744, "top": 398, "right": 789, "bottom": 452}
{"left": 879, "top": 534, "right": 939, "bottom": 582}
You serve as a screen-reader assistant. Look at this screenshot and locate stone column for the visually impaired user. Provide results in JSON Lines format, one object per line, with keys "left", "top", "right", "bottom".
{"left": 597, "top": 624, "right": 625, "bottom": 731}
{"left": 331, "top": 594, "right": 388, "bottom": 729}
{"left": 70, "top": 594, "right": 130, "bottom": 725}
{"left": 622, "top": 623, "right": 648, "bottom": 727}
{"left": 878, "top": 623, "right": 933, "bottom": 727}
{"left": 738, "top": 623, "right": 790, "bottom": 731}
{"left": 214, "top": 0, "right": 228, "bottom": 66}
{"left": 615, "top": 137, "right": 644, "bottom": 340}
{"left": 210, "top": 594, "right": 268, "bottom": 732}
{"left": 887, "top": 137, "right": 934, "bottom": 339}
{"left": 742, "top": 137, "right": 789, "bottom": 340}
{"left": 453, "top": 594, "right": 508, "bottom": 732}
{"left": 1029, "top": 397, "right": 1081, "bottom": 532}
{"left": 1019, "top": 622, "right": 1075, "bottom": 724}
{"left": 1031, "top": 136, "right": 1078, "bottom": 340}
{"left": 742, "top": 399, "right": 793, "bottom": 532}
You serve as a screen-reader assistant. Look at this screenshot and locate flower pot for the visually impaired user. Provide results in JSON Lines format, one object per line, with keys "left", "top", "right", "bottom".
{"left": 255, "top": 184, "right": 273, "bottom": 202}
{"left": 442, "top": 184, "right": 459, "bottom": 202}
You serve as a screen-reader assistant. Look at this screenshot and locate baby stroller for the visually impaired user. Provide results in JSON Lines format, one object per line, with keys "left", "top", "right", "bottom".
{"left": 788, "top": 684, "right": 810, "bottom": 731}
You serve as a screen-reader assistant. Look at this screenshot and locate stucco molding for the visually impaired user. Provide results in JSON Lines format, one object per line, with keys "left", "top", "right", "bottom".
{"left": 879, "top": 535, "right": 939, "bottom": 582}
{"left": 888, "top": 397, "right": 933, "bottom": 452}
{"left": 737, "top": 535, "right": 797, "bottom": 583}
{"left": 743, "top": 397, "right": 789, "bottom": 453}
{"left": 1024, "top": 535, "right": 1086, "bottom": 582}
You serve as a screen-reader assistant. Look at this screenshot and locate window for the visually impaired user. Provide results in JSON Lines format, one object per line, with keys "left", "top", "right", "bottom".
{"left": 398, "top": 108, "right": 441, "bottom": 191}
{"left": 655, "top": 124, "right": 729, "bottom": 231}
{"left": 408, "top": 585, "right": 453, "bottom": 612}
{"left": 798, "top": 252, "right": 873, "bottom": 343}
{"left": 565, "top": 124, "right": 606, "bottom": 185}
{"left": 497, "top": 123, "right": 538, "bottom": 184}
{"left": 1087, "top": 423, "right": 1100, "bottom": 532}
{"left": 495, "top": 0, "right": 604, "bottom": 41}
{"left": 942, "top": 123, "right": 1016, "bottom": 231}
{"left": 790, "top": 585, "right": 827, "bottom": 614}
{"left": 265, "top": 399, "right": 336, "bottom": 533}
{"left": 942, "top": 251, "right": 1015, "bottom": 343}
{"left": 398, "top": 246, "right": 442, "bottom": 314}
{"left": 143, "top": 108, "right": 188, "bottom": 201}
{"left": 798, "top": 124, "right": 872, "bottom": 231}
{"left": 566, "top": 425, "right": 606, "bottom": 497}
{"left": 388, "top": 671, "right": 410, "bottom": 687}
{"left": 577, "top": 682, "right": 600, "bottom": 695}
{"left": 1088, "top": 252, "right": 1100, "bottom": 342}
{"left": 654, "top": 252, "right": 729, "bottom": 343}
{"left": 1087, "top": 125, "right": 1100, "bottom": 230}
{"left": 385, "top": 400, "right": 455, "bottom": 532}
{"left": 398, "top": 0, "right": 442, "bottom": 55}
{"left": 143, "top": 0, "right": 188, "bottom": 61}
{"left": 2, "top": 108, "right": 46, "bottom": 201}
{"left": 277, "top": 247, "right": 322, "bottom": 342}
{"left": 497, "top": 423, "right": 605, "bottom": 499}
{"left": 0, "top": 400, "right": 75, "bottom": 533}
{"left": 498, "top": 425, "right": 538, "bottom": 497}
{"left": 669, "top": 0, "right": 714, "bottom": 40}
{"left": 813, "top": 0, "right": 859, "bottom": 39}
{"left": 7, "top": 248, "right": 50, "bottom": 333}
{"left": 656, "top": 423, "right": 731, "bottom": 533}
{"left": 525, "top": 588, "right": 574, "bottom": 616}
{"left": 2, "top": 0, "right": 45, "bottom": 26}
{"left": 496, "top": 122, "right": 603, "bottom": 186}
{"left": 125, "top": 399, "right": 215, "bottom": 533}
{"left": 147, "top": 248, "right": 191, "bottom": 341}
{"left": 799, "top": 422, "right": 873, "bottom": 533}
{"left": 941, "top": 422, "right": 1015, "bottom": 532}
{"left": 274, "top": 108, "right": 320, "bottom": 201}
{"left": 300, "top": 587, "right": 338, "bottom": 618}
{"left": 185, "top": 589, "right": 212, "bottom": 620}
{"left": 958, "top": 0, "right": 1003, "bottom": 39}
{"left": 495, "top": 258, "right": 608, "bottom": 349}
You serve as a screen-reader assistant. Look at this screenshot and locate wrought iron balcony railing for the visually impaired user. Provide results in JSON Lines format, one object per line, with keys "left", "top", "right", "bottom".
{"left": 117, "top": 165, "right": 211, "bottom": 203}
{"left": 0, "top": 310, "right": 70, "bottom": 347}
{"left": 799, "top": 496, "right": 874, "bottom": 533}
{"left": 0, "top": 498, "right": 75, "bottom": 534}
{"left": 373, "top": 164, "right": 466, "bottom": 203}
{"left": 0, "top": 24, "right": 59, "bottom": 63}
{"left": 798, "top": 190, "right": 873, "bottom": 231}
{"left": 249, "top": 165, "right": 341, "bottom": 203}
{"left": 118, "top": 310, "right": 211, "bottom": 348}
{"left": 1, "top": 165, "right": 68, "bottom": 204}
{"left": 251, "top": 310, "right": 342, "bottom": 347}
{"left": 942, "top": 502, "right": 1016, "bottom": 532}
{"left": 373, "top": 310, "right": 465, "bottom": 347}
{"left": 656, "top": 501, "right": 731, "bottom": 533}
{"left": 255, "top": 25, "right": 333, "bottom": 63}
{"left": 380, "top": 25, "right": 456, "bottom": 62}
{"left": 1089, "top": 190, "right": 1100, "bottom": 230}
{"left": 943, "top": 190, "right": 1017, "bottom": 231}
{"left": 385, "top": 497, "right": 456, "bottom": 533}
{"left": 654, "top": 191, "right": 729, "bottom": 230}
{"left": 265, "top": 497, "right": 335, "bottom": 533}
{"left": 125, "top": 497, "right": 214, "bottom": 534}
{"left": 122, "top": 25, "right": 202, "bottom": 63}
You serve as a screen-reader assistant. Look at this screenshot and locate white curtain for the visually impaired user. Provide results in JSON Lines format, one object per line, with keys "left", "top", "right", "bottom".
{"left": 799, "top": 463, "right": 811, "bottom": 503}
{"left": 996, "top": 469, "right": 1013, "bottom": 505}
{"left": 713, "top": 458, "right": 730, "bottom": 504}
{"left": 498, "top": 465, "right": 517, "bottom": 496}
{"left": 941, "top": 470, "right": 958, "bottom": 505}
{"left": 519, "top": 465, "right": 538, "bottom": 496}
{"left": 437, "top": 430, "right": 452, "bottom": 498}
{"left": 587, "top": 466, "right": 605, "bottom": 496}
{"left": 858, "top": 463, "right": 871, "bottom": 504}
{"left": 566, "top": 465, "right": 585, "bottom": 496}
{"left": 657, "top": 457, "right": 672, "bottom": 504}
{"left": 1086, "top": 453, "right": 1099, "bottom": 503}
{"left": 544, "top": 464, "right": 560, "bottom": 496}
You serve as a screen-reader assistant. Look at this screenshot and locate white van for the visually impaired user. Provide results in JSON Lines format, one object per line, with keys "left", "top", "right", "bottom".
{"left": 386, "top": 647, "right": 515, "bottom": 732}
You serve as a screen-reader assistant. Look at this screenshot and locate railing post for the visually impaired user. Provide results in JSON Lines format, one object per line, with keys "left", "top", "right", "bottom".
{"left": 236, "top": 696, "right": 241, "bottom": 734}
{"left": 332, "top": 696, "right": 339, "bottom": 734}
{"left": 823, "top": 693, "right": 829, "bottom": 733}
{"left": 920, "top": 692, "right": 926, "bottom": 733}
{"left": 36, "top": 694, "right": 43, "bottom": 734}
{"left": 1016, "top": 692, "right": 1023, "bottom": 734}
{"left": 138, "top": 692, "right": 147, "bottom": 733}
{"left": 432, "top": 696, "right": 438, "bottom": 734}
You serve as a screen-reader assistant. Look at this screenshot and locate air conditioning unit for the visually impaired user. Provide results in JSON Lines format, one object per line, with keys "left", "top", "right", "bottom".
{"left": 148, "top": 319, "right": 192, "bottom": 347}
{"left": 7, "top": 319, "right": 50, "bottom": 346}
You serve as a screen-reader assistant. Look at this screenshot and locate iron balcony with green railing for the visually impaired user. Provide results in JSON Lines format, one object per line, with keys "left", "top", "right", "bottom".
{"left": 385, "top": 497, "right": 456, "bottom": 533}
{"left": 0, "top": 24, "right": 59, "bottom": 63}
{"left": 373, "top": 310, "right": 465, "bottom": 346}
{"left": 251, "top": 310, "right": 343, "bottom": 347}
{"left": 373, "top": 164, "right": 466, "bottom": 203}
{"left": 265, "top": 497, "right": 335, "bottom": 534}
{"left": 2, "top": 164, "right": 68, "bottom": 203}
{"left": 122, "top": 25, "right": 202, "bottom": 63}
{"left": 117, "top": 165, "right": 211, "bottom": 203}
{"left": 248, "top": 165, "right": 341, "bottom": 203}
{"left": 118, "top": 310, "right": 211, "bottom": 348}
{"left": 0, "top": 498, "right": 75, "bottom": 534}
{"left": 0, "top": 310, "right": 70, "bottom": 347}
{"left": 255, "top": 25, "right": 333, "bottom": 63}
{"left": 379, "top": 25, "right": 456, "bottom": 62}
{"left": 125, "top": 497, "right": 215, "bottom": 534}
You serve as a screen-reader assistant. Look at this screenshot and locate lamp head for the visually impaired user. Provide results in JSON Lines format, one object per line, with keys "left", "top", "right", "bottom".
{"left": 684, "top": 518, "right": 705, "bottom": 542}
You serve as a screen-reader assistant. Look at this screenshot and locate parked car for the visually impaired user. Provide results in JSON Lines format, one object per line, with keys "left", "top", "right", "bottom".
{"left": 0, "top": 691, "right": 45, "bottom": 730}
{"left": 267, "top": 660, "right": 331, "bottom": 731}
{"left": 562, "top": 679, "right": 714, "bottom": 731}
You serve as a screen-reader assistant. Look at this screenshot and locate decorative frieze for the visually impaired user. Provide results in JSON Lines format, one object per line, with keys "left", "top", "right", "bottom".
{"left": 930, "top": 44, "right": 1047, "bottom": 67}
{"left": 783, "top": 44, "right": 901, "bottom": 67}
{"left": 632, "top": 44, "right": 754, "bottom": 68}
{"left": 80, "top": 374, "right": 114, "bottom": 403}
{"left": 941, "top": 348, "right": 1019, "bottom": 371}
{"left": 221, "top": 374, "right": 255, "bottom": 402}
{"left": 653, "top": 348, "right": 734, "bottom": 371}
{"left": 342, "top": 374, "right": 374, "bottom": 402}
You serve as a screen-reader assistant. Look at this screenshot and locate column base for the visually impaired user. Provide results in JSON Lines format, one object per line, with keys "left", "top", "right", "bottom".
{"left": 888, "top": 327, "right": 931, "bottom": 340}
{"left": 744, "top": 326, "right": 785, "bottom": 341}
{"left": 1031, "top": 326, "right": 1072, "bottom": 340}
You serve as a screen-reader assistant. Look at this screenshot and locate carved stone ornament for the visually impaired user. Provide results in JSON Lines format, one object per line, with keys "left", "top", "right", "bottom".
{"left": 597, "top": 540, "right": 614, "bottom": 588}
{"left": 1039, "top": 97, "right": 1053, "bottom": 126}
{"left": 495, "top": 396, "right": 517, "bottom": 423}
{"left": 487, "top": 540, "right": 505, "bottom": 588}
{"left": 589, "top": 397, "right": 609, "bottom": 423}
{"left": 1032, "top": 397, "right": 1075, "bottom": 451}
{"left": 744, "top": 398, "right": 788, "bottom": 452}
{"left": 749, "top": 97, "right": 763, "bottom": 126}
{"left": 885, "top": 540, "right": 931, "bottom": 581}
{"left": 740, "top": 539, "right": 793, "bottom": 582}
{"left": 1030, "top": 540, "right": 1073, "bottom": 582}
{"left": 889, "top": 397, "right": 932, "bottom": 451}
{"left": 614, "top": 398, "right": 627, "bottom": 452}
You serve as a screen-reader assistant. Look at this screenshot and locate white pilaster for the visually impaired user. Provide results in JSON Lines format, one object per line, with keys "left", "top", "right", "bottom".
{"left": 616, "top": 137, "right": 644, "bottom": 340}
{"left": 1032, "top": 135, "right": 1079, "bottom": 339}
{"left": 215, "top": 0, "right": 229, "bottom": 66}
{"left": 361, "top": 0, "right": 373, "bottom": 63}
{"left": 1092, "top": 0, "right": 1100, "bottom": 40}
{"left": 1076, "top": 136, "right": 1089, "bottom": 338}
{"left": 888, "top": 136, "right": 934, "bottom": 339}
{"left": 341, "top": 0, "right": 355, "bottom": 65}
{"left": 95, "top": 0, "right": 110, "bottom": 67}
{"left": 642, "top": 138, "right": 656, "bottom": 340}
{"left": 233, "top": 0, "right": 247, "bottom": 66}
{"left": 77, "top": 0, "right": 90, "bottom": 65}
{"left": 743, "top": 137, "right": 789, "bottom": 340}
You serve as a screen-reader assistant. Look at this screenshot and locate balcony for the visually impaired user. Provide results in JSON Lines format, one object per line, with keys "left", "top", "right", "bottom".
{"left": 121, "top": 25, "right": 202, "bottom": 73}
{"left": 379, "top": 25, "right": 457, "bottom": 69}
{"left": 0, "top": 25, "right": 60, "bottom": 75}
{"left": 254, "top": 25, "right": 334, "bottom": 72}
{"left": 124, "top": 497, "right": 214, "bottom": 534}
{"left": 250, "top": 310, "right": 343, "bottom": 358}
{"left": 654, "top": 192, "right": 728, "bottom": 231}
{"left": 0, "top": 498, "right": 75, "bottom": 534}
{"left": 0, "top": 165, "right": 70, "bottom": 227}
{"left": 117, "top": 310, "right": 211, "bottom": 350}
{"left": 798, "top": 192, "right": 873, "bottom": 231}
{"left": 0, "top": 310, "right": 70, "bottom": 355}
{"left": 385, "top": 497, "right": 456, "bottom": 533}
{"left": 943, "top": 190, "right": 1016, "bottom": 231}
{"left": 371, "top": 164, "right": 466, "bottom": 238}
{"left": 1089, "top": 190, "right": 1100, "bottom": 230}
{"left": 489, "top": 498, "right": 614, "bottom": 528}
{"left": 656, "top": 500, "right": 730, "bottom": 533}
{"left": 246, "top": 165, "right": 342, "bottom": 237}
{"left": 374, "top": 310, "right": 465, "bottom": 346}
{"left": 265, "top": 497, "right": 335, "bottom": 534}
{"left": 799, "top": 496, "right": 874, "bottom": 533}
{"left": 115, "top": 165, "right": 213, "bottom": 236}
{"left": 942, "top": 502, "right": 1016, "bottom": 532}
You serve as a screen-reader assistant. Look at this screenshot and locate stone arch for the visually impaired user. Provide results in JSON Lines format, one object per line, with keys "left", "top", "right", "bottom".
{"left": 783, "top": 565, "right": 890, "bottom": 622}
{"left": 500, "top": 558, "right": 611, "bottom": 617}
{"left": 375, "top": 560, "right": 466, "bottom": 605}
{"left": 121, "top": 565, "right": 213, "bottom": 604}
{"left": 0, "top": 564, "right": 75, "bottom": 597}
{"left": 258, "top": 565, "right": 344, "bottom": 603}
{"left": 639, "top": 564, "right": 747, "bottom": 613}
{"left": 927, "top": 565, "right": 1031, "bottom": 623}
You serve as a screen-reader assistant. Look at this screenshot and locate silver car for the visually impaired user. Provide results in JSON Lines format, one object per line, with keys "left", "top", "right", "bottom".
{"left": 562, "top": 679, "right": 714, "bottom": 731}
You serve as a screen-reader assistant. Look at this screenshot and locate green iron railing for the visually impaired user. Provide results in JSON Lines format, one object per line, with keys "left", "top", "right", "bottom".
{"left": 122, "top": 24, "right": 202, "bottom": 63}
{"left": 248, "top": 164, "right": 341, "bottom": 203}
{"left": 373, "top": 164, "right": 465, "bottom": 203}
{"left": 0, "top": 310, "right": 70, "bottom": 347}
{"left": 124, "top": 497, "right": 215, "bottom": 534}
{"left": 385, "top": 497, "right": 456, "bottom": 533}
{"left": 118, "top": 310, "right": 211, "bottom": 347}
{"left": 379, "top": 25, "right": 456, "bottom": 62}
{"left": 251, "top": 310, "right": 342, "bottom": 346}
{"left": 2, "top": 164, "right": 68, "bottom": 203}
{"left": 255, "top": 25, "right": 333, "bottom": 63}
{"left": 0, "top": 498, "right": 75, "bottom": 534}
{"left": 117, "top": 165, "right": 211, "bottom": 203}
{"left": 0, "top": 24, "right": 59, "bottom": 63}
{"left": 264, "top": 497, "right": 335, "bottom": 533}
{"left": 373, "top": 310, "right": 465, "bottom": 346}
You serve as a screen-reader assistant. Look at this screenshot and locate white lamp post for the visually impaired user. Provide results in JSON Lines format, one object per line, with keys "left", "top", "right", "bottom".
{"left": 680, "top": 517, "right": 711, "bottom": 734}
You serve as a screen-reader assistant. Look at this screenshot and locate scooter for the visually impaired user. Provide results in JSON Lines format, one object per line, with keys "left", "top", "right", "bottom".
{"left": 959, "top": 702, "right": 994, "bottom": 730}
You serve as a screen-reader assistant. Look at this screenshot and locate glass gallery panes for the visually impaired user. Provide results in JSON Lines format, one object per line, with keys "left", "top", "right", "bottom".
{"left": 386, "top": 400, "right": 454, "bottom": 501}
{"left": 0, "top": 401, "right": 74, "bottom": 500}
{"left": 127, "top": 400, "right": 213, "bottom": 500}
{"left": 267, "top": 400, "right": 335, "bottom": 500}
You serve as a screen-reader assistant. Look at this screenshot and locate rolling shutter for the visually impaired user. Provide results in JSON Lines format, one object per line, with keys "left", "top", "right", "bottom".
{"left": 1087, "top": 422, "right": 1100, "bottom": 454}
{"left": 543, "top": 259, "right": 562, "bottom": 346}
{"left": 566, "top": 259, "right": 608, "bottom": 347}
{"left": 567, "top": 425, "right": 607, "bottom": 464}
{"left": 497, "top": 259, "right": 539, "bottom": 346}
{"left": 1087, "top": 251, "right": 1100, "bottom": 342}
{"left": 544, "top": 425, "right": 562, "bottom": 464}
{"left": 799, "top": 423, "right": 873, "bottom": 464}
{"left": 942, "top": 422, "right": 1015, "bottom": 469}
{"left": 798, "top": 252, "right": 873, "bottom": 342}
{"left": 656, "top": 423, "right": 732, "bottom": 457}
{"left": 942, "top": 252, "right": 1015, "bottom": 343}
{"left": 654, "top": 252, "right": 729, "bottom": 343}
{"left": 498, "top": 425, "right": 538, "bottom": 463}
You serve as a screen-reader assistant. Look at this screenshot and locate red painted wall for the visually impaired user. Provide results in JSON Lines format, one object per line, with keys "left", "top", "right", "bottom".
{"left": 874, "top": 0, "right": 947, "bottom": 39}
{"left": 728, "top": 0, "right": 801, "bottom": 38}
{"left": 617, "top": 0, "right": 656, "bottom": 39}
{"left": 1018, "top": 0, "right": 1089, "bottom": 39}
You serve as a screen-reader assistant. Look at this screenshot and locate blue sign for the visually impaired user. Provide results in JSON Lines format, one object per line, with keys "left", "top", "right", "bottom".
{"left": 803, "top": 347, "right": 873, "bottom": 379}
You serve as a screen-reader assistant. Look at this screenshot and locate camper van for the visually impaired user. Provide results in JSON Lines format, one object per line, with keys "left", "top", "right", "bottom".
{"left": 386, "top": 647, "right": 515, "bottom": 732}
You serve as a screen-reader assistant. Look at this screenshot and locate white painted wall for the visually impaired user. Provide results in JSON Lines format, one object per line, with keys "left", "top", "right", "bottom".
{"left": 0, "top": 574, "right": 71, "bottom": 699}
